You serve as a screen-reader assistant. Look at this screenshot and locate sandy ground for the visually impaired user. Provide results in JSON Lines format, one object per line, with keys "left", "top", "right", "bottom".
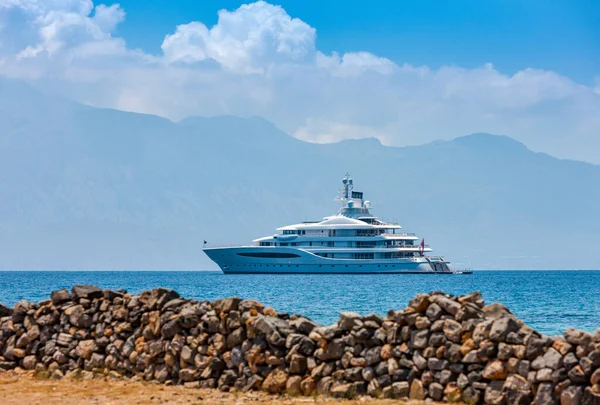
{"left": 0, "top": 371, "right": 430, "bottom": 405}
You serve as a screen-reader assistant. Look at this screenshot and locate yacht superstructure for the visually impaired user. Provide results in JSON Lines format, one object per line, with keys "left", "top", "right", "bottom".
{"left": 204, "top": 174, "right": 465, "bottom": 274}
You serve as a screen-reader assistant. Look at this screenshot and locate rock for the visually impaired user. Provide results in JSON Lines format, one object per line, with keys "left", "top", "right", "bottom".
{"left": 362, "top": 366, "right": 375, "bottom": 381}
{"left": 503, "top": 373, "right": 531, "bottom": 392}
{"left": 4, "top": 288, "right": 600, "bottom": 401}
{"left": 444, "top": 319, "right": 463, "bottom": 342}
{"left": 582, "top": 387, "right": 600, "bottom": 405}
{"left": 535, "top": 383, "right": 556, "bottom": 405}
{"left": 22, "top": 355, "right": 37, "bottom": 370}
{"left": 253, "top": 315, "right": 293, "bottom": 339}
{"left": 213, "top": 297, "right": 240, "bottom": 313}
{"left": 483, "top": 360, "right": 508, "bottom": 380}
{"left": 568, "top": 365, "right": 588, "bottom": 383}
{"left": 392, "top": 381, "right": 409, "bottom": 398}
{"left": 528, "top": 336, "right": 549, "bottom": 360}
{"left": 412, "top": 329, "right": 429, "bottom": 349}
{"left": 0, "top": 302, "right": 11, "bottom": 317}
{"left": 226, "top": 327, "right": 246, "bottom": 349}
{"left": 553, "top": 340, "right": 573, "bottom": 356}
{"left": 343, "top": 367, "right": 363, "bottom": 382}
{"left": 536, "top": 368, "right": 554, "bottom": 382}
{"left": 50, "top": 289, "right": 71, "bottom": 305}
{"left": 0, "top": 361, "right": 17, "bottom": 370}
{"left": 338, "top": 312, "right": 362, "bottom": 331}
{"left": 415, "top": 316, "right": 431, "bottom": 329}
{"left": 564, "top": 352, "right": 580, "bottom": 369}
{"left": 485, "top": 381, "right": 506, "bottom": 405}
{"left": 413, "top": 351, "right": 427, "bottom": 370}
{"left": 428, "top": 357, "right": 449, "bottom": 371}
{"left": 71, "top": 285, "right": 103, "bottom": 300}
{"left": 544, "top": 348, "right": 564, "bottom": 370}
{"left": 592, "top": 369, "right": 600, "bottom": 385}
{"left": 179, "top": 368, "right": 197, "bottom": 382}
{"left": 161, "top": 318, "right": 181, "bottom": 339}
{"left": 262, "top": 368, "right": 288, "bottom": 394}
{"left": 463, "top": 387, "right": 482, "bottom": 405}
{"left": 286, "top": 375, "right": 302, "bottom": 396}
{"left": 445, "top": 383, "right": 462, "bottom": 403}
{"left": 426, "top": 303, "right": 443, "bottom": 320}
{"left": 300, "top": 377, "right": 316, "bottom": 396}
{"left": 490, "top": 317, "right": 520, "bottom": 341}
{"left": 12, "top": 300, "right": 30, "bottom": 322}
{"left": 56, "top": 333, "right": 73, "bottom": 347}
{"left": 483, "top": 302, "right": 514, "bottom": 319}
{"left": 409, "top": 294, "right": 430, "bottom": 312}
{"left": 456, "top": 302, "right": 484, "bottom": 321}
{"left": 365, "top": 346, "right": 382, "bottom": 365}
{"left": 239, "top": 299, "right": 264, "bottom": 313}
{"left": 64, "top": 305, "right": 88, "bottom": 328}
{"left": 429, "top": 382, "right": 444, "bottom": 401}
{"left": 316, "top": 377, "right": 332, "bottom": 395}
{"left": 409, "top": 379, "right": 425, "bottom": 400}
{"left": 430, "top": 295, "right": 461, "bottom": 315}
{"left": 459, "top": 291, "right": 483, "bottom": 305}
{"left": 286, "top": 334, "right": 315, "bottom": 356}
{"left": 289, "top": 354, "right": 307, "bottom": 375}
{"left": 561, "top": 385, "right": 583, "bottom": 405}
{"left": 331, "top": 383, "right": 354, "bottom": 398}
{"left": 564, "top": 329, "right": 592, "bottom": 346}
{"left": 75, "top": 340, "right": 98, "bottom": 360}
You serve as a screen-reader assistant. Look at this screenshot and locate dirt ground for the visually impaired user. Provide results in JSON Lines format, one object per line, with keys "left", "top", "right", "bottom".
{"left": 0, "top": 371, "right": 429, "bottom": 405}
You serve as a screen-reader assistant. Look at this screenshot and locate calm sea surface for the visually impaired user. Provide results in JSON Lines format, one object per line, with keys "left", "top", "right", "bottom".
{"left": 0, "top": 271, "right": 598, "bottom": 336}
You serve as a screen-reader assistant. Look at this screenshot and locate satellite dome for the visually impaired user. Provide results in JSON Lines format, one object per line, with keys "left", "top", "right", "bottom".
{"left": 364, "top": 201, "right": 371, "bottom": 208}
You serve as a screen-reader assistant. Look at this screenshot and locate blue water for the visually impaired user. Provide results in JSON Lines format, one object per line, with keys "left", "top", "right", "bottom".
{"left": 0, "top": 271, "right": 598, "bottom": 336}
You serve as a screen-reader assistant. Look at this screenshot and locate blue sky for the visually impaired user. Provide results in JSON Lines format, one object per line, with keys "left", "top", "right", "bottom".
{"left": 116, "top": 0, "right": 599, "bottom": 84}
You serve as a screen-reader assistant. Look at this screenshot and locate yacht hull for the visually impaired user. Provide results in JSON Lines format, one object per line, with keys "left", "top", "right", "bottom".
{"left": 204, "top": 247, "right": 453, "bottom": 274}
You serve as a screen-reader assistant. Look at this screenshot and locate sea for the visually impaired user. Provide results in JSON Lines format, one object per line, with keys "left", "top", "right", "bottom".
{"left": 0, "top": 270, "right": 598, "bottom": 337}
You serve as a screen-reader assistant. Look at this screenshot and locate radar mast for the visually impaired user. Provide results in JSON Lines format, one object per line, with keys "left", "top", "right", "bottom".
{"left": 336, "top": 173, "right": 353, "bottom": 203}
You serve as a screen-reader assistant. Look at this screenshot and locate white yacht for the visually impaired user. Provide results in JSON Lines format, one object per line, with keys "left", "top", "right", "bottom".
{"left": 204, "top": 174, "right": 468, "bottom": 274}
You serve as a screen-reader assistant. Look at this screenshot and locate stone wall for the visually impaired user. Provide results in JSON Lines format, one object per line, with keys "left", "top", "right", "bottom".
{"left": 0, "top": 286, "right": 599, "bottom": 404}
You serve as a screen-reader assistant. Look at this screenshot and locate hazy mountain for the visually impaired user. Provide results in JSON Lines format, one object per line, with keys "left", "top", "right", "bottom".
{"left": 1, "top": 77, "right": 598, "bottom": 270}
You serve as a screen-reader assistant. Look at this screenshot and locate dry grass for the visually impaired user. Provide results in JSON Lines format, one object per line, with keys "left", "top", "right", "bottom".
{"left": 0, "top": 371, "right": 431, "bottom": 405}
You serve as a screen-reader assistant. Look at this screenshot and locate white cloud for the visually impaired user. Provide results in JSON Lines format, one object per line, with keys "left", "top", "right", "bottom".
{"left": 1, "top": 1, "right": 599, "bottom": 163}
{"left": 162, "top": 1, "right": 316, "bottom": 74}
{"left": 315, "top": 51, "right": 396, "bottom": 77}
{"left": 0, "top": 0, "right": 125, "bottom": 61}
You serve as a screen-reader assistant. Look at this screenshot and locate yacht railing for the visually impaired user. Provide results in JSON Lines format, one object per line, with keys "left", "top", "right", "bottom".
{"left": 204, "top": 244, "right": 430, "bottom": 249}
{"left": 278, "top": 232, "right": 417, "bottom": 237}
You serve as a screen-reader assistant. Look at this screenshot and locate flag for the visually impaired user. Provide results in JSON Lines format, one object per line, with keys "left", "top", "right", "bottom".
{"left": 419, "top": 239, "right": 425, "bottom": 255}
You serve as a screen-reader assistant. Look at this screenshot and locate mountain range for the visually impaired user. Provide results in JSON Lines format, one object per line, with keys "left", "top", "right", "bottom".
{"left": 1, "top": 77, "right": 598, "bottom": 270}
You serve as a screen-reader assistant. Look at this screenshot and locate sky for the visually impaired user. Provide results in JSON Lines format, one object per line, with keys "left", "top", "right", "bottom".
{"left": 0, "top": 0, "right": 599, "bottom": 162}
{"left": 116, "top": 0, "right": 600, "bottom": 84}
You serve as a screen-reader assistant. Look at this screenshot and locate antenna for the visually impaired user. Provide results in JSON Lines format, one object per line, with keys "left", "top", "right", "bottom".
{"left": 335, "top": 173, "right": 353, "bottom": 203}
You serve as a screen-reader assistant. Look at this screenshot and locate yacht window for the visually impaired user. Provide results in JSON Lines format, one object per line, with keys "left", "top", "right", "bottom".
{"left": 237, "top": 252, "right": 300, "bottom": 258}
